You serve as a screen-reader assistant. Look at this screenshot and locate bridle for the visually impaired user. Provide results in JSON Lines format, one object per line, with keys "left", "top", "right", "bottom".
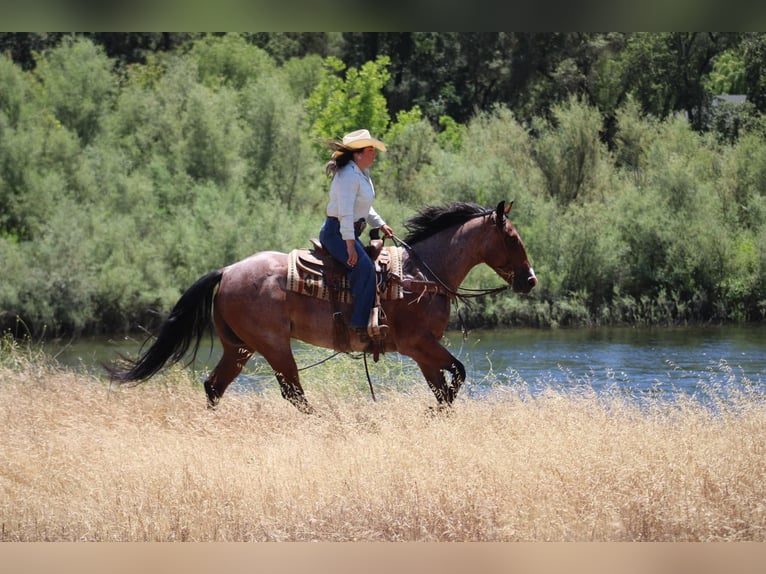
{"left": 390, "top": 208, "right": 521, "bottom": 304}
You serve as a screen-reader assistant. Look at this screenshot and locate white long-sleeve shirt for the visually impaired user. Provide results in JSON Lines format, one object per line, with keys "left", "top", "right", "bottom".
{"left": 325, "top": 161, "right": 386, "bottom": 240}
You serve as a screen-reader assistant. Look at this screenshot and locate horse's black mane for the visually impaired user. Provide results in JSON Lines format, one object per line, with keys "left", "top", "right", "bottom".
{"left": 402, "top": 202, "right": 490, "bottom": 245}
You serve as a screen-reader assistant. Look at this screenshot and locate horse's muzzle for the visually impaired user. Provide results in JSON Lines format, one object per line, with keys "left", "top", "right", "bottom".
{"left": 513, "top": 267, "right": 537, "bottom": 293}
{"left": 527, "top": 268, "right": 537, "bottom": 288}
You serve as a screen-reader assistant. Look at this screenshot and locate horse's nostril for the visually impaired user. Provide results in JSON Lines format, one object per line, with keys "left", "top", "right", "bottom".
{"left": 528, "top": 275, "right": 537, "bottom": 287}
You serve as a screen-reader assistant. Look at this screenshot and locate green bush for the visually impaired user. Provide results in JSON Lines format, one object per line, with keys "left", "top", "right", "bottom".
{"left": 32, "top": 37, "right": 115, "bottom": 145}
{"left": 239, "top": 76, "right": 318, "bottom": 208}
{"left": 0, "top": 55, "right": 27, "bottom": 127}
{"left": 613, "top": 95, "right": 659, "bottom": 186}
{"left": 377, "top": 107, "right": 438, "bottom": 204}
{"left": 190, "top": 33, "right": 276, "bottom": 90}
{"left": 532, "top": 95, "right": 609, "bottom": 205}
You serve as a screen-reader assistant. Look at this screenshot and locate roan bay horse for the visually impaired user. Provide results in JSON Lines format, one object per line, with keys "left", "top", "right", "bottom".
{"left": 107, "top": 200, "right": 537, "bottom": 412}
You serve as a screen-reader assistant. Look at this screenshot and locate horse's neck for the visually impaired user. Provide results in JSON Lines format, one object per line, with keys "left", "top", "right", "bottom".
{"left": 404, "top": 220, "right": 487, "bottom": 290}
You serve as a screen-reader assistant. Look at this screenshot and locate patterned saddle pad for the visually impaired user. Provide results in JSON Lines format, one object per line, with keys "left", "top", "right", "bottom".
{"left": 287, "top": 243, "right": 404, "bottom": 303}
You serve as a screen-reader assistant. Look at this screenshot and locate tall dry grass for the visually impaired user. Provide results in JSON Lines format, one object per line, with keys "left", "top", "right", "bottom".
{"left": 1, "top": 338, "right": 766, "bottom": 541}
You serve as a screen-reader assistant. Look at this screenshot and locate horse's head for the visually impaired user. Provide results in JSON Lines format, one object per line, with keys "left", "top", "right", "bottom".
{"left": 487, "top": 201, "right": 537, "bottom": 294}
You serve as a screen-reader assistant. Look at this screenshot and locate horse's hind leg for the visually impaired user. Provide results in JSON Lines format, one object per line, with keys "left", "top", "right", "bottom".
{"left": 204, "top": 342, "right": 253, "bottom": 408}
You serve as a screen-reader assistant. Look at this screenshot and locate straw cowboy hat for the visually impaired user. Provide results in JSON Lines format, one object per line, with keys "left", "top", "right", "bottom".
{"left": 327, "top": 129, "right": 388, "bottom": 158}
{"left": 340, "top": 129, "right": 387, "bottom": 152}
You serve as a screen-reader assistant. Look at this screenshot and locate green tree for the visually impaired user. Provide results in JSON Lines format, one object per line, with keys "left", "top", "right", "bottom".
{"left": 0, "top": 33, "right": 66, "bottom": 69}
{"left": 742, "top": 33, "right": 766, "bottom": 113}
{"left": 0, "top": 55, "right": 28, "bottom": 127}
{"left": 189, "top": 33, "right": 276, "bottom": 90}
{"left": 613, "top": 95, "right": 661, "bottom": 186}
{"left": 376, "top": 106, "right": 437, "bottom": 203}
{"left": 181, "top": 83, "right": 245, "bottom": 187}
{"left": 617, "top": 32, "right": 740, "bottom": 131}
{"left": 248, "top": 32, "right": 344, "bottom": 64}
{"left": 424, "top": 106, "right": 544, "bottom": 211}
{"left": 239, "top": 75, "right": 318, "bottom": 208}
{"left": 32, "top": 37, "right": 116, "bottom": 145}
{"left": 343, "top": 32, "right": 462, "bottom": 122}
{"left": 86, "top": 33, "right": 198, "bottom": 65}
{"left": 706, "top": 49, "right": 747, "bottom": 94}
{"left": 305, "top": 55, "right": 391, "bottom": 144}
{"left": 532, "top": 96, "right": 608, "bottom": 205}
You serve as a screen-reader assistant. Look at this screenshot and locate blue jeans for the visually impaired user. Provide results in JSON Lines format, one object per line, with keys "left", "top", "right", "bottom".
{"left": 319, "top": 217, "right": 375, "bottom": 328}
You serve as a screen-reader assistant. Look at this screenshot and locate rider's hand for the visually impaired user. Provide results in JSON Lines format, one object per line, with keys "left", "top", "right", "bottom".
{"left": 346, "top": 240, "right": 358, "bottom": 267}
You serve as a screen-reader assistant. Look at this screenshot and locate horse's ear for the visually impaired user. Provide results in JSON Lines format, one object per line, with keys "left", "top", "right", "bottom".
{"left": 495, "top": 200, "right": 513, "bottom": 228}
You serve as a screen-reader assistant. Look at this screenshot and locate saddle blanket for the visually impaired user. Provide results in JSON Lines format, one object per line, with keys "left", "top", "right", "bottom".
{"left": 287, "top": 245, "right": 404, "bottom": 303}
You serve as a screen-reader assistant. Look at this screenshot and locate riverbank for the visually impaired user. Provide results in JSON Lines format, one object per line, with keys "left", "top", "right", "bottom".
{"left": 2, "top": 343, "right": 765, "bottom": 541}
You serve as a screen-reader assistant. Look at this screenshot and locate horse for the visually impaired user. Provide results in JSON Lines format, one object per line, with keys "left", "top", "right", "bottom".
{"left": 106, "top": 200, "right": 537, "bottom": 413}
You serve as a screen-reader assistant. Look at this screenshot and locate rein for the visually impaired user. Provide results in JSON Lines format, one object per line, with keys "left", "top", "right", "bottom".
{"left": 297, "top": 350, "right": 377, "bottom": 402}
{"left": 391, "top": 231, "right": 510, "bottom": 341}
{"left": 390, "top": 233, "right": 510, "bottom": 303}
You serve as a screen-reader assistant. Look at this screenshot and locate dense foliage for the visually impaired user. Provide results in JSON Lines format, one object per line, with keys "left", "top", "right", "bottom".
{"left": 2, "top": 33, "right": 766, "bottom": 337}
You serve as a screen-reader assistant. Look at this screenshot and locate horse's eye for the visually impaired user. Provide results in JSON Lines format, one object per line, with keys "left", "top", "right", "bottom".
{"left": 507, "top": 235, "right": 519, "bottom": 247}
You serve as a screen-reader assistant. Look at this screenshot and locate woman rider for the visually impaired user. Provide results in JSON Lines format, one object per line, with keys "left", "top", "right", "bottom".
{"left": 319, "top": 129, "right": 395, "bottom": 342}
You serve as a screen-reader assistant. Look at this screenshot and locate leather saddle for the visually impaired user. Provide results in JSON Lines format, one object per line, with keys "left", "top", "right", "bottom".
{"left": 303, "top": 238, "right": 384, "bottom": 278}
{"left": 287, "top": 239, "right": 403, "bottom": 303}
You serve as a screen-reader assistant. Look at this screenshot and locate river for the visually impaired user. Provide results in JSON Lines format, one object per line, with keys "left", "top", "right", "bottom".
{"left": 44, "top": 324, "right": 766, "bottom": 405}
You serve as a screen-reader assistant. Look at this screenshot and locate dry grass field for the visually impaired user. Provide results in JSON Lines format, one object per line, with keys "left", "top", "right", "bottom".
{"left": 1, "top": 338, "right": 766, "bottom": 542}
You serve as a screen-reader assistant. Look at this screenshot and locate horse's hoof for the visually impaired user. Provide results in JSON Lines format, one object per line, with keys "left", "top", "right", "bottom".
{"left": 426, "top": 404, "right": 453, "bottom": 417}
{"left": 298, "top": 403, "right": 315, "bottom": 415}
{"left": 206, "top": 392, "right": 220, "bottom": 410}
{"left": 204, "top": 380, "right": 220, "bottom": 409}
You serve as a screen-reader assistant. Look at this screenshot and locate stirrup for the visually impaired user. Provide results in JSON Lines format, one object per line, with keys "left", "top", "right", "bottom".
{"left": 366, "top": 306, "right": 388, "bottom": 341}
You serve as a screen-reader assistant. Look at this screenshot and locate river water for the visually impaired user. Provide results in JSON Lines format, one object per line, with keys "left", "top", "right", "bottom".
{"left": 446, "top": 325, "right": 766, "bottom": 403}
{"left": 45, "top": 325, "right": 766, "bottom": 405}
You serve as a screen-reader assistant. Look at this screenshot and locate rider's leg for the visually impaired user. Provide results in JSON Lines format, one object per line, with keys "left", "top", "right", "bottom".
{"left": 319, "top": 218, "right": 376, "bottom": 329}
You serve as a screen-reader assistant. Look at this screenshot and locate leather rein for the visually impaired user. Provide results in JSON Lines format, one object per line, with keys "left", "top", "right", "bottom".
{"left": 389, "top": 209, "right": 513, "bottom": 303}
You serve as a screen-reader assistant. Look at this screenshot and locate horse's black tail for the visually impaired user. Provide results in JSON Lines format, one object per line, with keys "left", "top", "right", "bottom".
{"left": 106, "top": 269, "right": 224, "bottom": 383}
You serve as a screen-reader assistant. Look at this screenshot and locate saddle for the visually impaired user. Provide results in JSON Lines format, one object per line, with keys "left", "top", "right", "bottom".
{"left": 287, "top": 239, "right": 404, "bottom": 304}
{"left": 287, "top": 239, "right": 404, "bottom": 352}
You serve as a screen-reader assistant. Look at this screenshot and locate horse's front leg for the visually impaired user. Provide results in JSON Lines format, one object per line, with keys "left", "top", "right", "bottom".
{"left": 405, "top": 338, "right": 466, "bottom": 405}
{"left": 420, "top": 359, "right": 466, "bottom": 405}
{"left": 274, "top": 370, "right": 314, "bottom": 414}
{"left": 258, "top": 344, "right": 314, "bottom": 414}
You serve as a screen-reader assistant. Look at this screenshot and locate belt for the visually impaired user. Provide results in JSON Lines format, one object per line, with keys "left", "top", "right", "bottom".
{"left": 328, "top": 216, "right": 367, "bottom": 233}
